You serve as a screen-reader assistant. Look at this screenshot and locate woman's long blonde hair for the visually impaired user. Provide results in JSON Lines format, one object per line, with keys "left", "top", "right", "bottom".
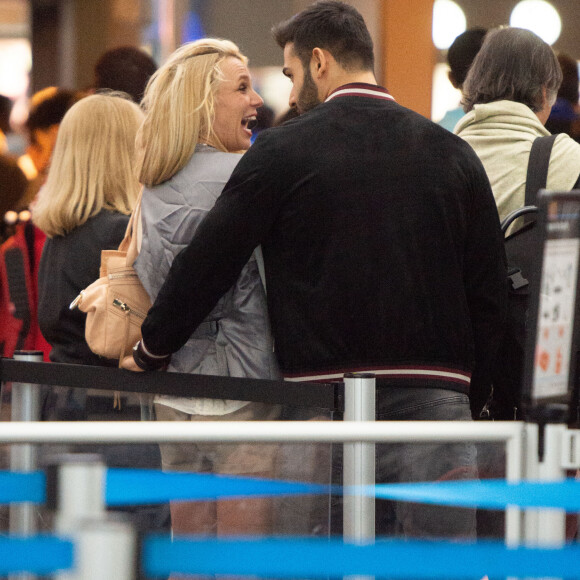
{"left": 135, "top": 38, "right": 247, "bottom": 187}
{"left": 33, "top": 93, "right": 143, "bottom": 237}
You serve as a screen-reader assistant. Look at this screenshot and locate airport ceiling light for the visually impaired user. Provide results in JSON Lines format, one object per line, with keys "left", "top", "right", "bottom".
{"left": 432, "top": 0, "right": 467, "bottom": 50}
{"left": 510, "top": 0, "right": 562, "bottom": 45}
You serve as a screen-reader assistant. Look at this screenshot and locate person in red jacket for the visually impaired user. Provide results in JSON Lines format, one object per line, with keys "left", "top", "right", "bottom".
{"left": 1, "top": 88, "right": 83, "bottom": 361}
{"left": 0, "top": 216, "right": 50, "bottom": 360}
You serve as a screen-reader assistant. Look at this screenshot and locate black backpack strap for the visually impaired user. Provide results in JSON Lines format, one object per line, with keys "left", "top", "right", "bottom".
{"left": 3, "top": 246, "right": 31, "bottom": 350}
{"left": 525, "top": 134, "right": 558, "bottom": 206}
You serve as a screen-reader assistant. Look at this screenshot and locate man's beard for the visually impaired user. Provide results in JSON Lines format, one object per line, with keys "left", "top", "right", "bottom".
{"left": 297, "top": 66, "right": 321, "bottom": 114}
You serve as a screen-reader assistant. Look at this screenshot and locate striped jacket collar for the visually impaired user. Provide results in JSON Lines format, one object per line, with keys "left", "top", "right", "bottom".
{"left": 325, "top": 83, "right": 395, "bottom": 103}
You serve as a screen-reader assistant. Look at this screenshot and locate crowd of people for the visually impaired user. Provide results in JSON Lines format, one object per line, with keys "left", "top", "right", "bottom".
{"left": 1, "top": 0, "right": 580, "bottom": 547}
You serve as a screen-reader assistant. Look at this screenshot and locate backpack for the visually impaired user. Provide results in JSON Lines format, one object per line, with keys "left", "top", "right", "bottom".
{"left": 485, "top": 134, "right": 558, "bottom": 420}
{"left": 0, "top": 221, "right": 51, "bottom": 359}
{"left": 69, "top": 190, "right": 151, "bottom": 364}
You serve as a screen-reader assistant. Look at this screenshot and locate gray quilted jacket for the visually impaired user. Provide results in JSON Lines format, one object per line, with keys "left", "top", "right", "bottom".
{"left": 134, "top": 144, "right": 279, "bottom": 415}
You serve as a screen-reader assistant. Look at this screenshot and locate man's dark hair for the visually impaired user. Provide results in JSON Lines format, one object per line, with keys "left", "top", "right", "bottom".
{"left": 25, "top": 89, "right": 83, "bottom": 144}
{"left": 462, "top": 27, "right": 562, "bottom": 114}
{"left": 94, "top": 46, "right": 157, "bottom": 103}
{"left": 447, "top": 28, "right": 487, "bottom": 88}
{"left": 272, "top": 0, "right": 374, "bottom": 72}
{"left": 555, "top": 52, "right": 579, "bottom": 105}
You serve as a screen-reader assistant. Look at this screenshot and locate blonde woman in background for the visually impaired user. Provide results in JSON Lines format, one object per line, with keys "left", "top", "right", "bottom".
{"left": 33, "top": 92, "right": 168, "bottom": 537}
{"left": 34, "top": 93, "right": 142, "bottom": 373}
{"left": 126, "top": 39, "right": 281, "bottom": 539}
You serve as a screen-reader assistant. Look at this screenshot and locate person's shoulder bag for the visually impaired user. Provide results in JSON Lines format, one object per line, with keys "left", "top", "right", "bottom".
{"left": 70, "top": 189, "right": 151, "bottom": 364}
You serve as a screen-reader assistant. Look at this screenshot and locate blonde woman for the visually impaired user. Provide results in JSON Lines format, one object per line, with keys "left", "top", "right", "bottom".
{"left": 33, "top": 93, "right": 143, "bottom": 402}
{"left": 33, "top": 93, "right": 170, "bottom": 536}
{"left": 129, "top": 39, "right": 280, "bottom": 538}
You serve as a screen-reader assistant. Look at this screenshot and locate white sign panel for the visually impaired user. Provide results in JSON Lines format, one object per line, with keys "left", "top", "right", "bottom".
{"left": 532, "top": 237, "right": 580, "bottom": 399}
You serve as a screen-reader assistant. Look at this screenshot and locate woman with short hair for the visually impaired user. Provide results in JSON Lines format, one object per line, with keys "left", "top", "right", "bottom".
{"left": 129, "top": 38, "right": 280, "bottom": 538}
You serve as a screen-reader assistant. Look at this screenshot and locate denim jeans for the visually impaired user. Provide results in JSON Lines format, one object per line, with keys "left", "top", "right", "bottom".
{"left": 277, "top": 388, "right": 478, "bottom": 540}
{"left": 374, "top": 386, "right": 478, "bottom": 538}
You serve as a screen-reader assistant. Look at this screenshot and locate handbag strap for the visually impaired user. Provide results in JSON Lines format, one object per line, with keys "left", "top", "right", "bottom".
{"left": 118, "top": 187, "right": 143, "bottom": 266}
{"left": 525, "top": 134, "right": 558, "bottom": 206}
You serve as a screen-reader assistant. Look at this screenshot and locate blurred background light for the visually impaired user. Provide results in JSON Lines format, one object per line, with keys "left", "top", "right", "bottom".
{"left": 431, "top": 62, "right": 462, "bottom": 123}
{"left": 510, "top": 0, "right": 561, "bottom": 45}
{"left": 432, "top": 0, "right": 467, "bottom": 50}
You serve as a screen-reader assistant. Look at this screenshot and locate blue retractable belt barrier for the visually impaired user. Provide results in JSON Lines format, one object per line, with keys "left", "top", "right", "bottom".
{"left": 0, "top": 537, "right": 73, "bottom": 574}
{"left": 0, "top": 471, "right": 45, "bottom": 503}
{"left": 106, "top": 469, "right": 331, "bottom": 505}
{"left": 373, "top": 478, "right": 580, "bottom": 511}
{"left": 1, "top": 534, "right": 580, "bottom": 578}
{"left": 106, "top": 469, "right": 580, "bottom": 512}
{"left": 3, "top": 469, "right": 580, "bottom": 513}
{"left": 143, "top": 536, "right": 580, "bottom": 578}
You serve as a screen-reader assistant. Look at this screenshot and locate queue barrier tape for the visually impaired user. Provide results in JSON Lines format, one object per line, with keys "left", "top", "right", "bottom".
{"left": 1, "top": 535, "right": 580, "bottom": 578}
{"left": 0, "top": 536, "right": 73, "bottom": 574}
{"left": 106, "top": 469, "right": 580, "bottom": 512}
{"left": 3, "top": 469, "right": 580, "bottom": 512}
{"left": 106, "top": 468, "right": 330, "bottom": 505}
{"left": 143, "top": 536, "right": 580, "bottom": 578}
{"left": 0, "top": 471, "right": 45, "bottom": 503}
{"left": 373, "top": 478, "right": 580, "bottom": 511}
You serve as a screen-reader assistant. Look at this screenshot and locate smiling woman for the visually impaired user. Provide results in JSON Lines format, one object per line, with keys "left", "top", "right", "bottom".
{"left": 210, "top": 56, "right": 263, "bottom": 152}
{"left": 126, "top": 38, "right": 281, "bottom": 542}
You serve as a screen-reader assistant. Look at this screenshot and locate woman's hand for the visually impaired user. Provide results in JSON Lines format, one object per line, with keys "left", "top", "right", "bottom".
{"left": 120, "top": 353, "right": 144, "bottom": 372}
{"left": 130, "top": 339, "right": 171, "bottom": 371}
